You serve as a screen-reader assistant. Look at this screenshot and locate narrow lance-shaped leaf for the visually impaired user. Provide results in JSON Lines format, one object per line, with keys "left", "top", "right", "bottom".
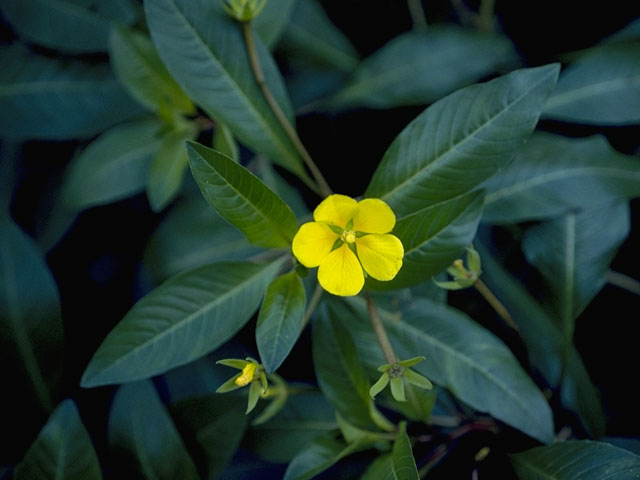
{"left": 283, "top": 434, "right": 365, "bottom": 480}
{"left": 256, "top": 272, "right": 306, "bottom": 373}
{"left": 0, "top": 0, "right": 139, "bottom": 53}
{"left": 187, "top": 141, "right": 298, "bottom": 249}
{"left": 0, "top": 45, "right": 143, "bottom": 140}
{"left": 144, "top": 0, "right": 308, "bottom": 180}
{"left": 366, "top": 64, "right": 559, "bottom": 219}
{"left": 329, "top": 26, "right": 516, "bottom": 110}
{"left": 478, "top": 242, "right": 605, "bottom": 438}
{"left": 510, "top": 440, "right": 640, "bottom": 480}
{"left": 362, "top": 422, "right": 419, "bottom": 480}
{"left": 109, "top": 380, "right": 199, "bottom": 480}
{"left": 81, "top": 258, "right": 284, "bottom": 387}
{"left": 483, "top": 133, "right": 640, "bottom": 223}
{"left": 109, "top": 25, "right": 195, "bottom": 116}
{"left": 14, "top": 400, "right": 102, "bottom": 480}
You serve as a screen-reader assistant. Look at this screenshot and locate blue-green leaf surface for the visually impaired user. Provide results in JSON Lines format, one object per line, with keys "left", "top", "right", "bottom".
{"left": 253, "top": 0, "right": 297, "bottom": 48}
{"left": 283, "top": 434, "right": 364, "bottom": 480}
{"left": 81, "top": 259, "right": 283, "bottom": 387}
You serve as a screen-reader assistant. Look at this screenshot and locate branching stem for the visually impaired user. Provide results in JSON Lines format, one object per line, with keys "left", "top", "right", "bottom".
{"left": 474, "top": 278, "right": 519, "bottom": 332}
{"left": 242, "top": 21, "right": 332, "bottom": 198}
{"left": 366, "top": 293, "right": 397, "bottom": 364}
{"left": 302, "top": 282, "right": 324, "bottom": 328}
{"left": 407, "top": 0, "right": 428, "bottom": 29}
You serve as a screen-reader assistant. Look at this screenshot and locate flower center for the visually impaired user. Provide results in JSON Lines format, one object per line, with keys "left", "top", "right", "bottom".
{"left": 235, "top": 363, "right": 257, "bottom": 386}
{"left": 341, "top": 229, "right": 356, "bottom": 244}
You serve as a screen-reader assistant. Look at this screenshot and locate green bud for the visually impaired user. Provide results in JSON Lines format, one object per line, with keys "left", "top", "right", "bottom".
{"left": 221, "top": 0, "right": 268, "bottom": 21}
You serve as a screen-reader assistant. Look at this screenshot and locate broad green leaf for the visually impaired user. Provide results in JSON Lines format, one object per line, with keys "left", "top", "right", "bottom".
{"left": 522, "top": 203, "right": 630, "bottom": 327}
{"left": 367, "top": 190, "right": 484, "bottom": 290}
{"left": 510, "top": 440, "right": 640, "bottom": 479}
{"left": 61, "top": 118, "right": 162, "bottom": 209}
{"left": 330, "top": 27, "right": 516, "bottom": 109}
{"left": 361, "top": 454, "right": 394, "bottom": 480}
{"left": 282, "top": 433, "right": 364, "bottom": 480}
{"left": 0, "top": 0, "right": 138, "bottom": 53}
{"left": 602, "top": 17, "right": 640, "bottom": 44}
{"left": 144, "top": 0, "right": 308, "bottom": 179}
{"left": 109, "top": 380, "right": 199, "bottom": 480}
{"left": 544, "top": 44, "right": 640, "bottom": 125}
{"left": 254, "top": 158, "right": 309, "bottom": 218}
{"left": 187, "top": 142, "right": 298, "bottom": 249}
{"left": 253, "top": 0, "right": 297, "bottom": 48}
{"left": 245, "top": 392, "right": 337, "bottom": 464}
{"left": 478, "top": 243, "right": 605, "bottom": 437}
{"left": 313, "top": 305, "right": 385, "bottom": 430}
{"left": 483, "top": 133, "right": 640, "bottom": 223}
{"left": 0, "top": 217, "right": 62, "bottom": 415}
{"left": 14, "top": 400, "right": 102, "bottom": 480}
{"left": 81, "top": 258, "right": 284, "bottom": 387}
{"left": 169, "top": 395, "right": 248, "bottom": 479}
{"left": 109, "top": 25, "right": 195, "bottom": 116}
{"left": 256, "top": 272, "right": 306, "bottom": 373}
{"left": 279, "top": 0, "right": 359, "bottom": 71}
{"left": 147, "top": 127, "right": 197, "bottom": 212}
{"left": 365, "top": 64, "right": 559, "bottom": 219}
{"left": 390, "top": 423, "right": 419, "bottom": 480}
{"left": 338, "top": 298, "right": 555, "bottom": 444}
{"left": 0, "top": 45, "right": 143, "bottom": 140}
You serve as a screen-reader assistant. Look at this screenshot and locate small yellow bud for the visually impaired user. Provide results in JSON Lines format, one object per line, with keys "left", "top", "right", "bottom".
{"left": 235, "top": 362, "right": 257, "bottom": 386}
{"left": 342, "top": 230, "right": 356, "bottom": 244}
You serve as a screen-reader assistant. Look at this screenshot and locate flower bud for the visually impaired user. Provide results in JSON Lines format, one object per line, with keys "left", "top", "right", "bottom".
{"left": 221, "top": 0, "right": 267, "bottom": 21}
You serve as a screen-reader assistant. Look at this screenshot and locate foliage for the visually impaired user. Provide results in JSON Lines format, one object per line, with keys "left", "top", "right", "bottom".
{"left": 1, "top": 0, "right": 639, "bottom": 478}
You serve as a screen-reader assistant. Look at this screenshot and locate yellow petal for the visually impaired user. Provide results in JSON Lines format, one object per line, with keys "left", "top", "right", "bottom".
{"left": 292, "top": 222, "right": 338, "bottom": 268}
{"left": 313, "top": 194, "right": 357, "bottom": 228}
{"left": 356, "top": 234, "right": 404, "bottom": 281}
{"left": 318, "top": 244, "right": 364, "bottom": 296}
{"left": 353, "top": 198, "right": 396, "bottom": 233}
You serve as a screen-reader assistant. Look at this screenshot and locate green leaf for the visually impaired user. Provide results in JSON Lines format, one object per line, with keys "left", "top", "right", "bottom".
{"left": 510, "top": 440, "right": 640, "bottom": 479}
{"left": 147, "top": 127, "right": 197, "bottom": 212}
{"left": 361, "top": 454, "right": 394, "bottom": 480}
{"left": 109, "top": 380, "right": 199, "bottom": 480}
{"left": 478, "top": 243, "right": 605, "bottom": 437}
{"left": 187, "top": 141, "right": 298, "bottom": 249}
{"left": 365, "top": 64, "right": 559, "bottom": 220}
{"left": 144, "top": 0, "right": 308, "bottom": 179}
{"left": 282, "top": 433, "right": 364, "bottom": 480}
{"left": 313, "top": 304, "right": 386, "bottom": 430}
{"left": 279, "top": 0, "right": 359, "bottom": 71}
{"left": 389, "top": 423, "right": 420, "bottom": 480}
{"left": 81, "top": 258, "right": 284, "bottom": 387}
{"left": 245, "top": 392, "right": 337, "bottom": 464}
{"left": 0, "top": 0, "right": 139, "bottom": 53}
{"left": 522, "top": 203, "right": 630, "bottom": 327}
{"left": 14, "top": 400, "right": 102, "bottom": 480}
{"left": 368, "top": 190, "right": 484, "bottom": 290}
{"left": 253, "top": 0, "right": 297, "bottom": 48}
{"left": 0, "top": 217, "right": 62, "bottom": 415}
{"left": 339, "top": 298, "right": 555, "bottom": 444}
{"left": 143, "top": 194, "right": 258, "bottom": 284}
{"left": 256, "top": 272, "right": 306, "bottom": 373}
{"left": 330, "top": 27, "right": 516, "bottom": 109}
{"left": 544, "top": 44, "right": 640, "bottom": 125}
{"left": 483, "top": 133, "right": 640, "bottom": 223}
{"left": 170, "top": 394, "right": 248, "bottom": 479}
{"left": 109, "top": 25, "right": 195, "bottom": 116}
{"left": 61, "top": 118, "right": 162, "bottom": 209}
{"left": 0, "top": 45, "right": 143, "bottom": 140}
{"left": 213, "top": 123, "right": 240, "bottom": 162}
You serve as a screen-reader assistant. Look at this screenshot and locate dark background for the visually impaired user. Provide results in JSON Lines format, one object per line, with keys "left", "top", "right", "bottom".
{"left": 3, "top": 0, "right": 640, "bottom": 478}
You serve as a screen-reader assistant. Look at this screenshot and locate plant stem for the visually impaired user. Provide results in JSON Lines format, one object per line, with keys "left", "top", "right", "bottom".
{"left": 366, "top": 293, "right": 397, "bottom": 364}
{"left": 474, "top": 278, "right": 519, "bottom": 332}
{"left": 242, "top": 21, "right": 333, "bottom": 198}
{"left": 407, "top": 0, "right": 428, "bottom": 29}
{"left": 607, "top": 270, "right": 640, "bottom": 295}
{"left": 478, "top": 0, "right": 495, "bottom": 32}
{"left": 302, "top": 282, "right": 324, "bottom": 328}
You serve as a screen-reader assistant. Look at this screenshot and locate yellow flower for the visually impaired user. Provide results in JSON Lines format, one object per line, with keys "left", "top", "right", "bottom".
{"left": 292, "top": 194, "right": 404, "bottom": 296}
{"left": 235, "top": 362, "right": 257, "bottom": 386}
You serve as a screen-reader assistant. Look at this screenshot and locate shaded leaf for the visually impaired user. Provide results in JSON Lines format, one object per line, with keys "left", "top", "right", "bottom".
{"left": 109, "top": 380, "right": 199, "bottom": 480}
{"left": 330, "top": 27, "right": 516, "bottom": 109}
{"left": 14, "top": 400, "right": 102, "bottom": 480}
{"left": 389, "top": 423, "right": 419, "bottom": 480}
{"left": 511, "top": 440, "right": 640, "bottom": 479}
{"left": 478, "top": 243, "right": 605, "bottom": 437}
{"left": 544, "top": 44, "right": 640, "bottom": 125}
{"left": 253, "top": 0, "right": 297, "bottom": 48}
{"left": 483, "top": 133, "right": 640, "bottom": 223}
{"left": 0, "top": 0, "right": 138, "bottom": 53}
{"left": 187, "top": 141, "right": 298, "bottom": 248}
{"left": 61, "top": 118, "right": 162, "bottom": 209}
{"left": 81, "top": 258, "right": 284, "bottom": 387}
{"left": 0, "top": 45, "right": 143, "bottom": 140}
{"left": 145, "top": 0, "right": 308, "bottom": 179}
{"left": 366, "top": 64, "right": 559, "bottom": 219}
{"left": 257, "top": 272, "right": 306, "bottom": 373}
